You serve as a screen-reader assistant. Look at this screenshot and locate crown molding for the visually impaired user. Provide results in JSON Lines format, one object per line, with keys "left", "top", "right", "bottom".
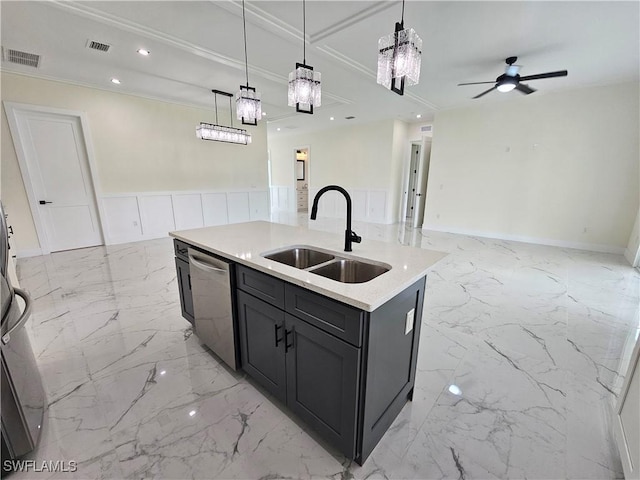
{"left": 48, "top": 1, "right": 353, "bottom": 107}
{"left": 213, "top": 0, "right": 304, "bottom": 44}
{"left": 49, "top": 1, "right": 287, "bottom": 86}
{"left": 0, "top": 68, "right": 216, "bottom": 111}
{"left": 310, "top": 1, "right": 396, "bottom": 44}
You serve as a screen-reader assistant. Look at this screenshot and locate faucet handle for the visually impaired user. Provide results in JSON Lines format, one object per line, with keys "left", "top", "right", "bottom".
{"left": 350, "top": 230, "right": 362, "bottom": 244}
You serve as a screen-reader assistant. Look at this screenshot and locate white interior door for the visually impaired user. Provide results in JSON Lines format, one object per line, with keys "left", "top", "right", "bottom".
{"left": 405, "top": 145, "right": 420, "bottom": 222}
{"left": 13, "top": 110, "right": 103, "bottom": 252}
{"left": 413, "top": 140, "right": 432, "bottom": 228}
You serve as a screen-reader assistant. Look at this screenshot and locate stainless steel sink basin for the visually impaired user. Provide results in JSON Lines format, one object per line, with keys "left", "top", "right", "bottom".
{"left": 310, "top": 259, "right": 390, "bottom": 284}
{"left": 263, "top": 248, "right": 335, "bottom": 269}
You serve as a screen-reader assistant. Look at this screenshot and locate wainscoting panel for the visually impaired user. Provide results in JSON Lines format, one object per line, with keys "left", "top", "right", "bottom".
{"left": 249, "top": 191, "right": 270, "bottom": 221}
{"left": 308, "top": 188, "right": 389, "bottom": 224}
{"left": 139, "top": 195, "right": 176, "bottom": 237}
{"left": 202, "top": 193, "right": 228, "bottom": 226}
{"left": 100, "top": 189, "right": 269, "bottom": 245}
{"left": 270, "top": 186, "right": 292, "bottom": 212}
{"left": 227, "top": 192, "right": 251, "bottom": 224}
{"left": 368, "top": 191, "right": 387, "bottom": 223}
{"left": 102, "top": 196, "right": 141, "bottom": 243}
{"left": 172, "top": 194, "right": 204, "bottom": 230}
{"left": 351, "top": 190, "right": 367, "bottom": 221}
{"left": 270, "top": 187, "right": 279, "bottom": 210}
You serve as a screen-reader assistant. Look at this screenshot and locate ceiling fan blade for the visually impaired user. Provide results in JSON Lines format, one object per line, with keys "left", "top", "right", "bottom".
{"left": 515, "top": 83, "right": 536, "bottom": 95}
{"left": 458, "top": 81, "right": 496, "bottom": 86}
{"left": 519, "top": 70, "right": 568, "bottom": 81}
{"left": 473, "top": 86, "right": 497, "bottom": 99}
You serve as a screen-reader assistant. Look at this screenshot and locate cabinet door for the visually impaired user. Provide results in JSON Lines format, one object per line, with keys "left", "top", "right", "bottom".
{"left": 175, "top": 257, "right": 194, "bottom": 324}
{"left": 284, "top": 314, "right": 360, "bottom": 458}
{"left": 237, "top": 290, "right": 287, "bottom": 403}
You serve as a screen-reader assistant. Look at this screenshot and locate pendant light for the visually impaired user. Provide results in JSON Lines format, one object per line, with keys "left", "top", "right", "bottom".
{"left": 288, "top": 0, "right": 321, "bottom": 114}
{"left": 236, "top": 0, "right": 261, "bottom": 125}
{"left": 197, "top": 89, "right": 252, "bottom": 145}
{"left": 376, "top": 0, "right": 422, "bottom": 96}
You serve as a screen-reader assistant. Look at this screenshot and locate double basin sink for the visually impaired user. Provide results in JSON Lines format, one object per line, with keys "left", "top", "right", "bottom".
{"left": 262, "top": 246, "right": 390, "bottom": 284}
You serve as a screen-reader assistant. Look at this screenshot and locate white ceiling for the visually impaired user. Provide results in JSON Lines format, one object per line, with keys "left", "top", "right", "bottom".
{"left": 1, "top": 1, "right": 638, "bottom": 136}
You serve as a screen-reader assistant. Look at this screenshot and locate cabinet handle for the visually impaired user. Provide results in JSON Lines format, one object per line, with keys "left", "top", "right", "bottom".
{"left": 188, "top": 274, "right": 191, "bottom": 291}
{"left": 284, "top": 327, "right": 294, "bottom": 353}
{"left": 2, "top": 288, "right": 32, "bottom": 345}
{"left": 274, "top": 323, "right": 283, "bottom": 347}
{"left": 189, "top": 255, "right": 227, "bottom": 275}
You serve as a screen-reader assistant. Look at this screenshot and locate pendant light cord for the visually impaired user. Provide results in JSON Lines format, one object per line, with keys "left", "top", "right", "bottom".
{"left": 302, "top": 0, "right": 306, "bottom": 64}
{"left": 242, "top": 0, "right": 250, "bottom": 86}
{"left": 401, "top": 0, "right": 405, "bottom": 24}
{"left": 229, "top": 96, "right": 233, "bottom": 127}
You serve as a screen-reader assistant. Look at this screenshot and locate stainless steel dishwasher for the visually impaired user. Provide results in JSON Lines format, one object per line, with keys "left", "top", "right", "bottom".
{"left": 188, "top": 248, "right": 238, "bottom": 370}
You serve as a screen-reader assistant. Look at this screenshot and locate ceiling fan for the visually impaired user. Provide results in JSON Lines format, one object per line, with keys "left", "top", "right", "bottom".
{"left": 458, "top": 56, "right": 568, "bottom": 99}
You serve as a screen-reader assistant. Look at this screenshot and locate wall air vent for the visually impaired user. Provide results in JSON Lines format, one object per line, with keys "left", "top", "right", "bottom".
{"left": 87, "top": 40, "right": 111, "bottom": 52}
{"left": 2, "top": 48, "right": 40, "bottom": 68}
{"left": 420, "top": 125, "right": 433, "bottom": 133}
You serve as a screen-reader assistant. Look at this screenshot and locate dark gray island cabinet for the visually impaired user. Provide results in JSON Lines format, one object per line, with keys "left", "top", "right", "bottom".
{"left": 173, "top": 239, "right": 426, "bottom": 465}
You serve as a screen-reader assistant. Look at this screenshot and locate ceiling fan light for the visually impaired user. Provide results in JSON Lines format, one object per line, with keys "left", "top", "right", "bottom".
{"left": 288, "top": 64, "right": 321, "bottom": 114}
{"left": 497, "top": 82, "right": 516, "bottom": 93}
{"left": 236, "top": 85, "right": 261, "bottom": 125}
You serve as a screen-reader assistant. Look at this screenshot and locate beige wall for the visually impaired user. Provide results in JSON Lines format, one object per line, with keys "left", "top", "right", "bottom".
{"left": 269, "top": 118, "right": 409, "bottom": 223}
{"left": 424, "top": 81, "right": 640, "bottom": 251}
{"left": 1, "top": 72, "right": 269, "bottom": 252}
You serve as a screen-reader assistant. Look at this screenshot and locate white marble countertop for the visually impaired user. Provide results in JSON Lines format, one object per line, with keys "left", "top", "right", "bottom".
{"left": 170, "top": 221, "right": 447, "bottom": 312}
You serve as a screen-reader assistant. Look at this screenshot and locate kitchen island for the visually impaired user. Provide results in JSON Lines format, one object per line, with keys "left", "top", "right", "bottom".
{"left": 170, "top": 221, "right": 446, "bottom": 464}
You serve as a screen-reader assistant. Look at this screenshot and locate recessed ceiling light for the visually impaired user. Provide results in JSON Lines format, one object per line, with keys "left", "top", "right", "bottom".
{"left": 416, "top": 114, "right": 422, "bottom": 119}
{"left": 110, "top": 78, "right": 121, "bottom": 85}
{"left": 137, "top": 49, "right": 150, "bottom": 56}
{"left": 262, "top": 112, "right": 267, "bottom": 116}
{"left": 189, "top": 410, "right": 196, "bottom": 417}
{"left": 330, "top": 117, "right": 334, "bottom": 121}
{"left": 277, "top": 127, "right": 281, "bottom": 131}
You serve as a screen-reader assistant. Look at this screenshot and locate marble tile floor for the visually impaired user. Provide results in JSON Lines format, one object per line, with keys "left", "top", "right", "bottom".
{"left": 11, "top": 215, "right": 640, "bottom": 480}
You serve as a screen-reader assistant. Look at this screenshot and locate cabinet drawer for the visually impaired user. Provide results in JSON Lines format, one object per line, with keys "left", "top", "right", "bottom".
{"left": 237, "top": 265, "right": 285, "bottom": 309}
{"left": 174, "top": 239, "right": 190, "bottom": 261}
{"left": 285, "top": 284, "right": 363, "bottom": 347}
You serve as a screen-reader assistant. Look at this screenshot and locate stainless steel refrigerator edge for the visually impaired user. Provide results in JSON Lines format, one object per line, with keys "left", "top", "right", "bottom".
{"left": 188, "top": 248, "right": 238, "bottom": 370}
{"left": 1, "top": 202, "right": 46, "bottom": 465}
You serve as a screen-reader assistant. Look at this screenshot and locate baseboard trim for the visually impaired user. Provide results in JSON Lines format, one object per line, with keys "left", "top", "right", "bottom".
{"left": 422, "top": 224, "right": 626, "bottom": 255}
{"left": 106, "top": 233, "right": 170, "bottom": 246}
{"left": 16, "top": 248, "right": 43, "bottom": 258}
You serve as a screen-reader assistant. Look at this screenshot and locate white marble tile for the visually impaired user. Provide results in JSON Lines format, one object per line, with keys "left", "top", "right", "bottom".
{"left": 13, "top": 219, "right": 638, "bottom": 480}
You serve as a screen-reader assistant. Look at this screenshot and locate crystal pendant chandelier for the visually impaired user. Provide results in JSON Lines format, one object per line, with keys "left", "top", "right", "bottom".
{"left": 288, "top": 0, "right": 321, "bottom": 114}
{"left": 197, "top": 90, "right": 251, "bottom": 145}
{"left": 236, "top": 0, "right": 261, "bottom": 125}
{"left": 377, "top": 0, "right": 422, "bottom": 96}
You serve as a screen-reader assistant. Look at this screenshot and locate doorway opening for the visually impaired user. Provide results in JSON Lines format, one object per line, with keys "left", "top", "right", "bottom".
{"left": 295, "top": 148, "right": 309, "bottom": 213}
{"left": 401, "top": 140, "right": 432, "bottom": 228}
